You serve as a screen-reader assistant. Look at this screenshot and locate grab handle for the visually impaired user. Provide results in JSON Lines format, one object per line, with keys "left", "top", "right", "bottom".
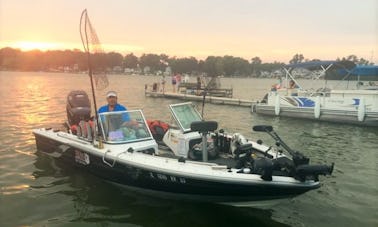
{"left": 102, "top": 150, "right": 116, "bottom": 167}
{"left": 102, "top": 150, "right": 127, "bottom": 167}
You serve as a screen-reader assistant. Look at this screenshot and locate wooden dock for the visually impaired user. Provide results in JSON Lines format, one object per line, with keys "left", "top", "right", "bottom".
{"left": 145, "top": 90, "right": 256, "bottom": 107}
{"left": 178, "top": 82, "right": 233, "bottom": 98}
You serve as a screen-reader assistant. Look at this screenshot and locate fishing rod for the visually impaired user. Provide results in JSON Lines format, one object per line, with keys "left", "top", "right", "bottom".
{"left": 200, "top": 76, "right": 216, "bottom": 119}
{"left": 79, "top": 9, "right": 104, "bottom": 147}
{"left": 80, "top": 10, "right": 99, "bottom": 122}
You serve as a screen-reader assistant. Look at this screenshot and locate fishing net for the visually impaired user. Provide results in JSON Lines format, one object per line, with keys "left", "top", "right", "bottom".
{"left": 80, "top": 9, "right": 109, "bottom": 90}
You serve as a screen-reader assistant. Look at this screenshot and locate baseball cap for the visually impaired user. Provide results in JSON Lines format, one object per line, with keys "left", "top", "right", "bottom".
{"left": 106, "top": 91, "right": 117, "bottom": 98}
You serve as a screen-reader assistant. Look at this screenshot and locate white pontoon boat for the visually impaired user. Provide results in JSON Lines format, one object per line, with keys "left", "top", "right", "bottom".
{"left": 252, "top": 61, "right": 378, "bottom": 126}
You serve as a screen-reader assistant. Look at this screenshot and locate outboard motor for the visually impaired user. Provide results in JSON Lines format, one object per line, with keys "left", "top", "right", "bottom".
{"left": 66, "top": 90, "right": 91, "bottom": 126}
{"left": 295, "top": 163, "right": 334, "bottom": 182}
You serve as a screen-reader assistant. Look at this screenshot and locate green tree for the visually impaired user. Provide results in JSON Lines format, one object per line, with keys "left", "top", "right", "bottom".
{"left": 139, "top": 53, "right": 161, "bottom": 72}
{"left": 169, "top": 57, "right": 198, "bottom": 74}
{"left": 222, "top": 55, "right": 236, "bottom": 76}
{"left": 251, "top": 56, "right": 262, "bottom": 76}
{"left": 0, "top": 47, "right": 22, "bottom": 70}
{"left": 123, "top": 53, "right": 139, "bottom": 69}
{"left": 233, "top": 57, "right": 250, "bottom": 76}
{"left": 106, "top": 52, "right": 123, "bottom": 68}
{"left": 338, "top": 55, "right": 373, "bottom": 65}
{"left": 204, "top": 56, "right": 224, "bottom": 77}
{"left": 289, "top": 54, "right": 305, "bottom": 64}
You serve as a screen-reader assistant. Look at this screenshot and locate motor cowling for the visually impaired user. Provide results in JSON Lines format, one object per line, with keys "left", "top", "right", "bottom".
{"left": 295, "top": 163, "right": 334, "bottom": 182}
{"left": 66, "top": 90, "right": 91, "bottom": 126}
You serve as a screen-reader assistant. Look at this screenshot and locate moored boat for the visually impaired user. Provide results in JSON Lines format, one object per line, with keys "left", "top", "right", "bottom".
{"left": 252, "top": 61, "right": 378, "bottom": 126}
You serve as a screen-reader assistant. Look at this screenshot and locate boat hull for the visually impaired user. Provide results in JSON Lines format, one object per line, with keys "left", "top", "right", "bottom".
{"left": 33, "top": 131, "right": 319, "bottom": 203}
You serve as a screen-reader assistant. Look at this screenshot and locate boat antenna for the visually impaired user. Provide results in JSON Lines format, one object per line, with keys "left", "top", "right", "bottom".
{"left": 79, "top": 9, "right": 109, "bottom": 140}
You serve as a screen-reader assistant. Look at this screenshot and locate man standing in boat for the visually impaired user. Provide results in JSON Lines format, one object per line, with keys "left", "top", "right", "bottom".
{"left": 98, "top": 91, "right": 131, "bottom": 132}
{"left": 98, "top": 91, "right": 127, "bottom": 113}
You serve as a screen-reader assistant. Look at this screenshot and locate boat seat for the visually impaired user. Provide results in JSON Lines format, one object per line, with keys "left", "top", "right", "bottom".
{"left": 190, "top": 121, "right": 218, "bottom": 133}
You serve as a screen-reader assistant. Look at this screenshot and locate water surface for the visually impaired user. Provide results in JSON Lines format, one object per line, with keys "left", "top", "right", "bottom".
{"left": 0, "top": 72, "right": 377, "bottom": 226}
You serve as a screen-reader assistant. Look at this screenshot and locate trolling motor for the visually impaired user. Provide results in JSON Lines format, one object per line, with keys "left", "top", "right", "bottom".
{"left": 253, "top": 125, "right": 334, "bottom": 182}
{"left": 253, "top": 125, "right": 309, "bottom": 166}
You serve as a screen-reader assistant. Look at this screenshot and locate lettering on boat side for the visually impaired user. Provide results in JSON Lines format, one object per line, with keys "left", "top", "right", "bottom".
{"left": 149, "top": 172, "right": 186, "bottom": 184}
{"left": 74, "top": 150, "right": 90, "bottom": 165}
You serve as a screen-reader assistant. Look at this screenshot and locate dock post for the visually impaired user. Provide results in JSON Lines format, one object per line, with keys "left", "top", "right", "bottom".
{"left": 274, "top": 94, "right": 280, "bottom": 115}
{"left": 314, "top": 96, "right": 321, "bottom": 119}
{"left": 357, "top": 97, "right": 365, "bottom": 121}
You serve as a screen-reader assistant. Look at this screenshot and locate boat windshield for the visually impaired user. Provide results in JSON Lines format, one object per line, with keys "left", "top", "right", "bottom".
{"left": 98, "top": 110, "right": 152, "bottom": 144}
{"left": 169, "top": 102, "right": 202, "bottom": 132}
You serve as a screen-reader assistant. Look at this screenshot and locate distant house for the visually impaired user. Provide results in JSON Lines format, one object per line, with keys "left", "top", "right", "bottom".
{"left": 113, "top": 66, "right": 123, "bottom": 73}
{"left": 143, "top": 66, "right": 150, "bottom": 74}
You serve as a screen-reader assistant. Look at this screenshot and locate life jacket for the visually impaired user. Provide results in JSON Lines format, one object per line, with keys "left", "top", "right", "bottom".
{"left": 71, "top": 120, "right": 94, "bottom": 141}
{"left": 147, "top": 120, "right": 169, "bottom": 141}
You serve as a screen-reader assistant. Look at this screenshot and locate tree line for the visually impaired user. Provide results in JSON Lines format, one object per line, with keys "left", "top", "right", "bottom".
{"left": 0, "top": 47, "right": 374, "bottom": 77}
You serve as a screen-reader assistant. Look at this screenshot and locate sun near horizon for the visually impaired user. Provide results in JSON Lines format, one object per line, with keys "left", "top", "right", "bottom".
{"left": 2, "top": 41, "right": 79, "bottom": 52}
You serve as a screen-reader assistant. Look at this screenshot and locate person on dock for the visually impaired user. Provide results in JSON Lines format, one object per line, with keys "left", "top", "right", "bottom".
{"left": 176, "top": 73, "right": 182, "bottom": 92}
{"left": 160, "top": 75, "right": 166, "bottom": 93}
{"left": 171, "top": 74, "right": 177, "bottom": 93}
{"left": 196, "top": 76, "right": 202, "bottom": 95}
{"left": 184, "top": 74, "right": 190, "bottom": 83}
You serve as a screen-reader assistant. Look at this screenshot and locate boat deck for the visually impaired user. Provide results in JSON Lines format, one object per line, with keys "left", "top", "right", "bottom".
{"left": 157, "top": 148, "right": 237, "bottom": 168}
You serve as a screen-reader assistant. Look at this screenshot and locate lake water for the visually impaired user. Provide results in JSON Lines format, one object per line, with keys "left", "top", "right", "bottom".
{"left": 0, "top": 71, "right": 377, "bottom": 227}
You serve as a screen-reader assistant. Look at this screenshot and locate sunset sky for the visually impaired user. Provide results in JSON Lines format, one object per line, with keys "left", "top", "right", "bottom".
{"left": 1, "top": 0, "right": 377, "bottom": 63}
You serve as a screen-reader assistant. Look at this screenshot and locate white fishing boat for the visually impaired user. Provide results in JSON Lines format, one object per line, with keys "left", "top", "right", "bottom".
{"left": 33, "top": 97, "right": 334, "bottom": 203}
{"left": 252, "top": 61, "right": 378, "bottom": 126}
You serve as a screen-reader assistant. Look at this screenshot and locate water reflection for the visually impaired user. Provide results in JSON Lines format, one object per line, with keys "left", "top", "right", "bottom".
{"left": 1, "top": 184, "right": 30, "bottom": 195}
{"left": 19, "top": 77, "right": 50, "bottom": 125}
